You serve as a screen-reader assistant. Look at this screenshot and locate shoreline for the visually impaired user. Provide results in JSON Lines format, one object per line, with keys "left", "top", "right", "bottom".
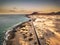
{"left": 3, "top": 14, "right": 60, "bottom": 45}
{"left": 3, "top": 19, "right": 30, "bottom": 45}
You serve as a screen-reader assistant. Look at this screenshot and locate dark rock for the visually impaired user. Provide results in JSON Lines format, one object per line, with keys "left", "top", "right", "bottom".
{"left": 34, "top": 42, "right": 37, "bottom": 45}
{"left": 8, "top": 31, "right": 15, "bottom": 40}
{"left": 29, "top": 33, "right": 33, "bottom": 37}
{"left": 28, "top": 38, "right": 33, "bottom": 41}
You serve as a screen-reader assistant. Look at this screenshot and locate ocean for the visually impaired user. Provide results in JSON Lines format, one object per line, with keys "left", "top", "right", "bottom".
{"left": 0, "top": 14, "right": 29, "bottom": 45}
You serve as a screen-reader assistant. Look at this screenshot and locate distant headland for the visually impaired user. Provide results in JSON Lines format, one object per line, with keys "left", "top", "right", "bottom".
{"left": 29, "top": 11, "right": 60, "bottom": 15}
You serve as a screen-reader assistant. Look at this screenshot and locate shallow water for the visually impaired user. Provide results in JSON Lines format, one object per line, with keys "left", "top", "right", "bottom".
{"left": 0, "top": 14, "right": 29, "bottom": 45}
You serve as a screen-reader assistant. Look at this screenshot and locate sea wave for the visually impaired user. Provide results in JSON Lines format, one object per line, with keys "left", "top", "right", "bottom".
{"left": 3, "top": 20, "right": 30, "bottom": 45}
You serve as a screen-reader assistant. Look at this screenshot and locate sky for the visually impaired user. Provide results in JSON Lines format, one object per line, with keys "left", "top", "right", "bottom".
{"left": 0, "top": 0, "right": 60, "bottom": 13}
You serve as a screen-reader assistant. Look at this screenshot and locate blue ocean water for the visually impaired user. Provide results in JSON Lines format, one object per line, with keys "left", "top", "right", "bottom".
{"left": 0, "top": 14, "right": 29, "bottom": 45}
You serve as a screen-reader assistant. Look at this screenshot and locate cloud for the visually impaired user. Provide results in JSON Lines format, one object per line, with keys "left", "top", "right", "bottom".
{"left": 9, "top": 10, "right": 16, "bottom": 12}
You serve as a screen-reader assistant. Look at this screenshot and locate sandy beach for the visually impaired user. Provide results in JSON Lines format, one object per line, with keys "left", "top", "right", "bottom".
{"left": 4, "top": 14, "right": 60, "bottom": 45}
